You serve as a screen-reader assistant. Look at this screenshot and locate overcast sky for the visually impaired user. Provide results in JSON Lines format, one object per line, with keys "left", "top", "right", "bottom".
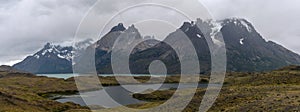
{"left": 0, "top": 0, "right": 300, "bottom": 65}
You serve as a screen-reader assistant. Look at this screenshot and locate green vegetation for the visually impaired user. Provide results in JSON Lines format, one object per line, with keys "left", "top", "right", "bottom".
{"left": 1, "top": 66, "right": 299, "bottom": 111}
{"left": 0, "top": 70, "right": 208, "bottom": 112}
{"left": 0, "top": 75, "right": 90, "bottom": 112}
{"left": 105, "top": 66, "right": 300, "bottom": 112}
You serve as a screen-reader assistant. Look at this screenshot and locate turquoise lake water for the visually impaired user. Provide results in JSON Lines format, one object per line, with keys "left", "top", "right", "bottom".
{"left": 36, "top": 74, "right": 164, "bottom": 79}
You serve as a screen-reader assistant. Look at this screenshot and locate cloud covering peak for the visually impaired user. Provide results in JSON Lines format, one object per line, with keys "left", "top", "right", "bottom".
{"left": 1, "top": 0, "right": 300, "bottom": 65}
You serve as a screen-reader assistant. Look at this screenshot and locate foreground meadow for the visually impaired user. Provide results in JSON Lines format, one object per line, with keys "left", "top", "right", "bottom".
{"left": 0, "top": 66, "right": 299, "bottom": 112}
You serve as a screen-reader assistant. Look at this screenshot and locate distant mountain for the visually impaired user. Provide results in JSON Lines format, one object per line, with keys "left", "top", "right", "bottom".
{"left": 13, "top": 24, "right": 160, "bottom": 74}
{"left": 14, "top": 18, "right": 300, "bottom": 74}
{"left": 276, "top": 65, "right": 300, "bottom": 71}
{"left": 0, "top": 65, "right": 34, "bottom": 77}
{"left": 13, "top": 43, "right": 73, "bottom": 74}
{"left": 0, "top": 65, "right": 26, "bottom": 73}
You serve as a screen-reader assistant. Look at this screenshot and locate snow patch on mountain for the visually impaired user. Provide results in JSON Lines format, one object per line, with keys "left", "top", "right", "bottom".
{"left": 57, "top": 54, "right": 72, "bottom": 61}
{"left": 209, "top": 20, "right": 223, "bottom": 46}
{"left": 241, "top": 20, "right": 252, "bottom": 32}
{"left": 42, "top": 46, "right": 56, "bottom": 55}
{"left": 34, "top": 55, "right": 40, "bottom": 59}
{"left": 240, "top": 38, "right": 244, "bottom": 45}
{"left": 226, "top": 17, "right": 253, "bottom": 32}
{"left": 197, "top": 34, "right": 202, "bottom": 38}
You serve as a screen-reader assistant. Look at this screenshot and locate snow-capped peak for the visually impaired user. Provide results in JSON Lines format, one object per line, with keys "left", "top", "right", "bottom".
{"left": 42, "top": 43, "right": 59, "bottom": 55}
{"left": 34, "top": 43, "right": 73, "bottom": 61}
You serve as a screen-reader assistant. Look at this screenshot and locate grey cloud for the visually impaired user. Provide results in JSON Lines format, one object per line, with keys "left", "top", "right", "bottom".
{"left": 0, "top": 0, "right": 20, "bottom": 6}
{"left": 0, "top": 0, "right": 299, "bottom": 65}
{"left": 0, "top": 0, "right": 97, "bottom": 65}
{"left": 200, "top": 0, "right": 300, "bottom": 54}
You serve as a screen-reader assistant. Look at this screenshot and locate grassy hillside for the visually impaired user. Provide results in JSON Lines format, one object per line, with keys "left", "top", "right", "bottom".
{"left": 0, "top": 66, "right": 299, "bottom": 111}
{"left": 102, "top": 66, "right": 300, "bottom": 112}
{"left": 0, "top": 68, "right": 207, "bottom": 112}
{"left": 0, "top": 73, "right": 91, "bottom": 112}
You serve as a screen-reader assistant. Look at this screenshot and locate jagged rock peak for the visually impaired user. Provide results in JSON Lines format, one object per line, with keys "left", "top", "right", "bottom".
{"left": 127, "top": 24, "right": 138, "bottom": 31}
{"left": 43, "top": 42, "right": 59, "bottom": 49}
{"left": 180, "top": 18, "right": 220, "bottom": 30}
{"left": 43, "top": 42, "right": 54, "bottom": 47}
{"left": 44, "top": 42, "right": 51, "bottom": 48}
{"left": 110, "top": 23, "right": 126, "bottom": 32}
{"left": 42, "top": 43, "right": 62, "bottom": 50}
{"left": 125, "top": 24, "right": 140, "bottom": 36}
{"left": 180, "top": 22, "right": 193, "bottom": 31}
{"left": 32, "top": 43, "right": 73, "bottom": 61}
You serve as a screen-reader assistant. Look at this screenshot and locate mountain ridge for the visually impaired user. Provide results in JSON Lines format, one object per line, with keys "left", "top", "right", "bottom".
{"left": 13, "top": 18, "right": 300, "bottom": 74}
{"left": 13, "top": 43, "right": 73, "bottom": 74}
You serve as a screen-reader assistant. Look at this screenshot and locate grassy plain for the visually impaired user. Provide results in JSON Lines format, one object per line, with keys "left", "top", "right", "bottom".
{"left": 1, "top": 66, "right": 299, "bottom": 112}
{"left": 102, "top": 66, "right": 300, "bottom": 112}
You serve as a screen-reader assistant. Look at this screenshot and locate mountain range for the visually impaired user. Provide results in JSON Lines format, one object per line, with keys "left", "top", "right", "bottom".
{"left": 13, "top": 18, "right": 300, "bottom": 74}
{"left": 13, "top": 43, "right": 73, "bottom": 74}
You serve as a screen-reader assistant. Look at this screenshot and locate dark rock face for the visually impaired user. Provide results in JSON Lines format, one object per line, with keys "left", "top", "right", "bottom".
{"left": 128, "top": 20, "right": 212, "bottom": 74}
{"left": 221, "top": 18, "right": 300, "bottom": 72}
{"left": 93, "top": 18, "right": 300, "bottom": 74}
{"left": 110, "top": 23, "right": 126, "bottom": 32}
{"left": 13, "top": 18, "right": 300, "bottom": 74}
{"left": 127, "top": 18, "right": 300, "bottom": 73}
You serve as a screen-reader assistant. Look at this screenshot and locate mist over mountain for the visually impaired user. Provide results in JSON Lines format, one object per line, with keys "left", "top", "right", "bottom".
{"left": 13, "top": 18, "right": 300, "bottom": 74}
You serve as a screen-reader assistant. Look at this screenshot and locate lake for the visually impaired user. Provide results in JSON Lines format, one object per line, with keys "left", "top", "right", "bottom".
{"left": 37, "top": 74, "right": 163, "bottom": 79}
{"left": 37, "top": 74, "right": 207, "bottom": 108}
{"left": 55, "top": 83, "right": 207, "bottom": 108}
{"left": 36, "top": 74, "right": 78, "bottom": 79}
